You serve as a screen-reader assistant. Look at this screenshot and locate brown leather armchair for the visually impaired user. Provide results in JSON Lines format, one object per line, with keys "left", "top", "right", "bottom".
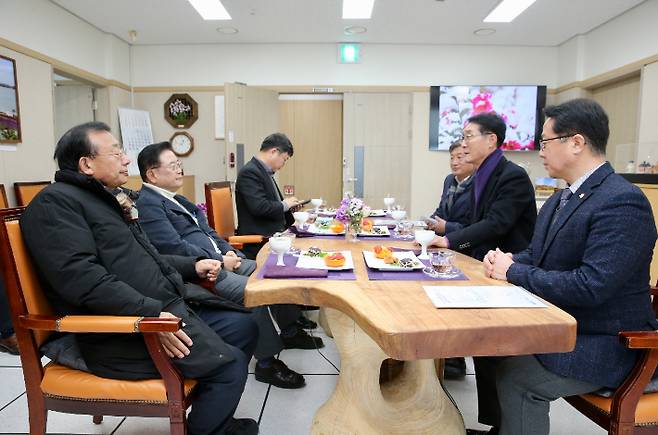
{"left": 0, "top": 207, "right": 197, "bottom": 435}
{"left": 13, "top": 181, "right": 51, "bottom": 206}
{"left": 564, "top": 285, "right": 658, "bottom": 435}
{"left": 204, "top": 181, "right": 264, "bottom": 250}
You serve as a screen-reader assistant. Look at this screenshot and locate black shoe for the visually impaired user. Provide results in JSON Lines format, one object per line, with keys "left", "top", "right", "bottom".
{"left": 255, "top": 359, "right": 306, "bottom": 389}
{"left": 0, "top": 334, "right": 19, "bottom": 355}
{"left": 296, "top": 316, "right": 317, "bottom": 330}
{"left": 281, "top": 328, "right": 324, "bottom": 349}
{"left": 222, "top": 417, "right": 259, "bottom": 435}
{"left": 443, "top": 357, "right": 466, "bottom": 379}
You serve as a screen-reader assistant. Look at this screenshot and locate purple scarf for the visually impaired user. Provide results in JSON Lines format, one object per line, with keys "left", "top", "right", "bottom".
{"left": 473, "top": 148, "right": 504, "bottom": 209}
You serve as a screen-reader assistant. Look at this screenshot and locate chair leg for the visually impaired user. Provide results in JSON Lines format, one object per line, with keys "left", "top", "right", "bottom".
{"left": 27, "top": 398, "right": 47, "bottom": 435}
{"left": 170, "top": 420, "right": 186, "bottom": 435}
{"left": 92, "top": 415, "right": 103, "bottom": 424}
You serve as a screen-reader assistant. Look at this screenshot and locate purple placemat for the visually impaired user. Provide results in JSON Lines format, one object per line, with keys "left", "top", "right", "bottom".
{"left": 256, "top": 253, "right": 356, "bottom": 280}
{"left": 363, "top": 252, "right": 468, "bottom": 281}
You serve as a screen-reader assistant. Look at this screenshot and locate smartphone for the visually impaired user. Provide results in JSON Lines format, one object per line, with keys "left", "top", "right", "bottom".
{"left": 420, "top": 215, "right": 439, "bottom": 225}
{"left": 297, "top": 199, "right": 311, "bottom": 206}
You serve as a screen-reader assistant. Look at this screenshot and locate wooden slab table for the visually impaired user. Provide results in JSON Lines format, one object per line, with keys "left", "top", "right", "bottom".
{"left": 245, "top": 238, "right": 576, "bottom": 434}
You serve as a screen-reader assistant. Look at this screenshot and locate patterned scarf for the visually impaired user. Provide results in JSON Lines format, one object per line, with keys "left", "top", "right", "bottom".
{"left": 445, "top": 175, "right": 473, "bottom": 214}
{"left": 111, "top": 187, "right": 139, "bottom": 222}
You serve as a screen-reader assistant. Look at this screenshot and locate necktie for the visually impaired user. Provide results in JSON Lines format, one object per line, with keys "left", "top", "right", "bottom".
{"left": 271, "top": 176, "right": 283, "bottom": 200}
{"left": 551, "top": 188, "right": 573, "bottom": 226}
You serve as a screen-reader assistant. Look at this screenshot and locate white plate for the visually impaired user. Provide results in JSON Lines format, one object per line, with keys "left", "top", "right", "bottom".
{"left": 362, "top": 250, "right": 424, "bottom": 271}
{"left": 317, "top": 208, "right": 336, "bottom": 216}
{"left": 296, "top": 250, "right": 354, "bottom": 270}
{"left": 308, "top": 222, "right": 344, "bottom": 235}
{"left": 358, "top": 225, "right": 391, "bottom": 237}
{"left": 368, "top": 209, "right": 387, "bottom": 217}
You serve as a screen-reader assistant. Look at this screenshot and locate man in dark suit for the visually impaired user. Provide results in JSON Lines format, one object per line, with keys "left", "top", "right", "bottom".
{"left": 20, "top": 122, "right": 259, "bottom": 435}
{"left": 426, "top": 140, "right": 474, "bottom": 378}
{"left": 428, "top": 112, "right": 536, "bottom": 261}
{"left": 235, "top": 133, "right": 306, "bottom": 260}
{"left": 483, "top": 99, "right": 658, "bottom": 435}
{"left": 428, "top": 140, "right": 475, "bottom": 237}
{"left": 427, "top": 113, "right": 536, "bottom": 434}
{"left": 136, "top": 142, "right": 323, "bottom": 389}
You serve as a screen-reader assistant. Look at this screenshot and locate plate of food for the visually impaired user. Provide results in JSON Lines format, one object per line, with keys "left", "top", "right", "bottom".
{"left": 317, "top": 208, "right": 337, "bottom": 217}
{"left": 296, "top": 247, "right": 354, "bottom": 270}
{"left": 308, "top": 221, "right": 345, "bottom": 235}
{"left": 368, "top": 209, "right": 387, "bottom": 217}
{"left": 363, "top": 246, "right": 423, "bottom": 271}
{"left": 358, "top": 225, "right": 390, "bottom": 237}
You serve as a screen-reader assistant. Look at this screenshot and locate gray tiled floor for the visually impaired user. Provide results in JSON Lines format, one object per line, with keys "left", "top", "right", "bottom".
{"left": 0, "top": 318, "right": 606, "bottom": 435}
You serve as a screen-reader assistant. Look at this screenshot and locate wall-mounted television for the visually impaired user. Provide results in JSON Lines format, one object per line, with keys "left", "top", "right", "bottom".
{"left": 429, "top": 85, "right": 547, "bottom": 151}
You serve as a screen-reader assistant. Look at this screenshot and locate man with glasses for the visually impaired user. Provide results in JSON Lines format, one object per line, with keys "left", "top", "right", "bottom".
{"left": 235, "top": 133, "right": 306, "bottom": 260}
{"left": 482, "top": 99, "right": 657, "bottom": 435}
{"left": 426, "top": 112, "right": 536, "bottom": 435}
{"left": 136, "top": 142, "right": 320, "bottom": 390}
{"left": 20, "top": 122, "right": 260, "bottom": 435}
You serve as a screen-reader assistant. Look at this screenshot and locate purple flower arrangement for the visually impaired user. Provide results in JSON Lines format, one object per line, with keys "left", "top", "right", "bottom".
{"left": 335, "top": 196, "right": 370, "bottom": 228}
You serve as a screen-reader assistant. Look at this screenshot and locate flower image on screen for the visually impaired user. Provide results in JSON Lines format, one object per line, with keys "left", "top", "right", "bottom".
{"left": 429, "top": 85, "right": 545, "bottom": 151}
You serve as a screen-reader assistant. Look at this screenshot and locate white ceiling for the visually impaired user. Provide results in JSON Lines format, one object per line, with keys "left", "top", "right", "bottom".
{"left": 51, "top": 0, "right": 645, "bottom": 47}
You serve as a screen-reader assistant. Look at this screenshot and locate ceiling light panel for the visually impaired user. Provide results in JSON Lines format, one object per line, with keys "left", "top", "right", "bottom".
{"left": 343, "top": 0, "right": 375, "bottom": 19}
{"left": 483, "top": 0, "right": 537, "bottom": 23}
{"left": 187, "top": 0, "right": 231, "bottom": 20}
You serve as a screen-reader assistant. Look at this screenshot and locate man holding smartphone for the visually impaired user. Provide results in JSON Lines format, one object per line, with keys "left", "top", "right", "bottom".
{"left": 235, "top": 133, "right": 306, "bottom": 259}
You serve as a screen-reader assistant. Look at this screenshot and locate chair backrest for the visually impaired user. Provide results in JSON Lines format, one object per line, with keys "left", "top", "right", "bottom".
{"left": 204, "top": 181, "right": 236, "bottom": 239}
{"left": 14, "top": 181, "right": 51, "bottom": 207}
{"left": 0, "top": 184, "right": 7, "bottom": 208}
{"left": 0, "top": 208, "right": 54, "bottom": 348}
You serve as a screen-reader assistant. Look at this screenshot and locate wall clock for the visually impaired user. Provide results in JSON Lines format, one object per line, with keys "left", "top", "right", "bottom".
{"left": 170, "top": 131, "right": 194, "bottom": 157}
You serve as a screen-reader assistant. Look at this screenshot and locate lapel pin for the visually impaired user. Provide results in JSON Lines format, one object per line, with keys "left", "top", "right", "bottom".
{"left": 578, "top": 193, "right": 585, "bottom": 199}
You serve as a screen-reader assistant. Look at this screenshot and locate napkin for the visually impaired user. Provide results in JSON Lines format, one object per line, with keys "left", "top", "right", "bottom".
{"left": 262, "top": 265, "right": 328, "bottom": 278}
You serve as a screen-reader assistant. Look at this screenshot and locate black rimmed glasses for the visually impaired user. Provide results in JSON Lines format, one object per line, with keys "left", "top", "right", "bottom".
{"left": 539, "top": 134, "right": 576, "bottom": 150}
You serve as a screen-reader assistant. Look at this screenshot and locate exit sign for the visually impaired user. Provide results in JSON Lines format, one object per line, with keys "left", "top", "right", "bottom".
{"left": 338, "top": 43, "right": 361, "bottom": 64}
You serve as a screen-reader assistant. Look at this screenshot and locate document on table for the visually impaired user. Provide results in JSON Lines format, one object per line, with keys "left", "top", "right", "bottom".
{"left": 423, "top": 285, "right": 547, "bottom": 308}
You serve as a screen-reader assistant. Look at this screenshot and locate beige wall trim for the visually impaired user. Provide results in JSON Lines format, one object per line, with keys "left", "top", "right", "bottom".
{"left": 552, "top": 53, "right": 658, "bottom": 94}
{"left": 133, "top": 85, "right": 225, "bottom": 93}
{"left": 0, "top": 37, "right": 131, "bottom": 91}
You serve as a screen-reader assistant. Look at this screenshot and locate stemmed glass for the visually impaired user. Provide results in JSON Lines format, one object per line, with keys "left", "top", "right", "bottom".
{"left": 390, "top": 208, "right": 407, "bottom": 237}
{"left": 311, "top": 198, "right": 323, "bottom": 214}
{"left": 384, "top": 196, "right": 395, "bottom": 213}
{"left": 293, "top": 211, "right": 309, "bottom": 231}
{"left": 269, "top": 236, "right": 292, "bottom": 266}
{"left": 414, "top": 230, "right": 436, "bottom": 260}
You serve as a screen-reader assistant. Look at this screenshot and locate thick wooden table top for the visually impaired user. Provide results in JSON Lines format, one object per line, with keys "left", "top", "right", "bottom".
{"left": 245, "top": 238, "right": 576, "bottom": 360}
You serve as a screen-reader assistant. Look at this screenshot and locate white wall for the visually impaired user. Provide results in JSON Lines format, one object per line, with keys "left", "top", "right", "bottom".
{"left": 583, "top": 0, "right": 658, "bottom": 80}
{"left": 0, "top": 0, "right": 130, "bottom": 84}
{"left": 637, "top": 61, "right": 658, "bottom": 164}
{"left": 132, "top": 44, "right": 558, "bottom": 87}
{"left": 0, "top": 46, "right": 56, "bottom": 207}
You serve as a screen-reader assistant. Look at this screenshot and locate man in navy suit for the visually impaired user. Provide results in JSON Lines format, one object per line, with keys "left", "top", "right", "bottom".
{"left": 483, "top": 99, "right": 658, "bottom": 435}
{"left": 136, "top": 142, "right": 324, "bottom": 390}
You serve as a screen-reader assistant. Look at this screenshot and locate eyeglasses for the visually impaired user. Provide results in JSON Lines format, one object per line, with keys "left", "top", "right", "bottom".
{"left": 458, "top": 132, "right": 493, "bottom": 143}
{"left": 154, "top": 160, "right": 184, "bottom": 171}
{"left": 92, "top": 149, "right": 126, "bottom": 159}
{"left": 539, "top": 134, "right": 575, "bottom": 150}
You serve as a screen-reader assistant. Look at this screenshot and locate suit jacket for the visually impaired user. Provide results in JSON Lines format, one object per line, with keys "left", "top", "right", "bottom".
{"left": 432, "top": 174, "right": 473, "bottom": 235}
{"left": 508, "top": 163, "right": 658, "bottom": 388}
{"left": 446, "top": 157, "right": 536, "bottom": 261}
{"left": 136, "top": 185, "right": 243, "bottom": 264}
{"left": 235, "top": 157, "right": 294, "bottom": 237}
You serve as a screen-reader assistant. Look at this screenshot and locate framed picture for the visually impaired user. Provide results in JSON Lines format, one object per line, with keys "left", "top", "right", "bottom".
{"left": 0, "top": 55, "right": 21, "bottom": 143}
{"left": 164, "top": 93, "right": 198, "bottom": 129}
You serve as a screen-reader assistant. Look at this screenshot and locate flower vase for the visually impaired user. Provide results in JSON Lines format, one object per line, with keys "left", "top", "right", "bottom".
{"left": 345, "top": 222, "right": 360, "bottom": 243}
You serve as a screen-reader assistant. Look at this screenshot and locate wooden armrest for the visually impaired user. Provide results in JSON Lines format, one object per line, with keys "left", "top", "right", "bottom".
{"left": 620, "top": 330, "right": 658, "bottom": 349}
{"left": 228, "top": 235, "right": 264, "bottom": 244}
{"left": 18, "top": 314, "right": 181, "bottom": 333}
